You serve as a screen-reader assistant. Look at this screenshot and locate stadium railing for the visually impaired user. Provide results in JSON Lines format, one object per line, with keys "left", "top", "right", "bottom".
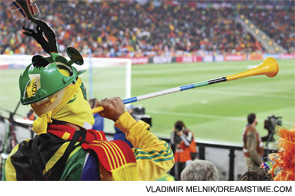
{"left": 0, "top": 119, "right": 279, "bottom": 181}
{"left": 103, "top": 132, "right": 277, "bottom": 181}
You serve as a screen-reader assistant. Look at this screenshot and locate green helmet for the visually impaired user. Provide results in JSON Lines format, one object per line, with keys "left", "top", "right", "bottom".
{"left": 17, "top": 12, "right": 86, "bottom": 105}
{"left": 19, "top": 49, "right": 85, "bottom": 105}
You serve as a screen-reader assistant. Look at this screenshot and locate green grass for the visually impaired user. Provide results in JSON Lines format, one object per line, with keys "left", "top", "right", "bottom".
{"left": 130, "top": 59, "right": 295, "bottom": 143}
{"left": 0, "top": 59, "right": 294, "bottom": 143}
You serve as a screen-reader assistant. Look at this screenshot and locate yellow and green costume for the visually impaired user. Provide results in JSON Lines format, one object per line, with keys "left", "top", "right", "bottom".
{"left": 2, "top": 75, "right": 174, "bottom": 181}
{"left": 3, "top": 7, "right": 174, "bottom": 180}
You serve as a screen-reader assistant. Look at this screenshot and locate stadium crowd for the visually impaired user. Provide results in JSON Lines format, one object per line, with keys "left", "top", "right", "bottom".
{"left": 1, "top": 1, "right": 294, "bottom": 182}
{"left": 1, "top": 0, "right": 294, "bottom": 57}
{"left": 240, "top": 5, "right": 295, "bottom": 53}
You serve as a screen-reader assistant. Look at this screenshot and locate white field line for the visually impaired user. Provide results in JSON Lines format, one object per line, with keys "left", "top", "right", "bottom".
{"left": 149, "top": 110, "right": 295, "bottom": 125}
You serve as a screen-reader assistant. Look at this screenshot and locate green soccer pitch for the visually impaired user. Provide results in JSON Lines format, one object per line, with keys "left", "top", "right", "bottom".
{"left": 0, "top": 59, "right": 294, "bottom": 143}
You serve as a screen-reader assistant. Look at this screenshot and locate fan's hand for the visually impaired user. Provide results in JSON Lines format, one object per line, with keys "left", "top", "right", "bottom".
{"left": 97, "top": 97, "right": 125, "bottom": 122}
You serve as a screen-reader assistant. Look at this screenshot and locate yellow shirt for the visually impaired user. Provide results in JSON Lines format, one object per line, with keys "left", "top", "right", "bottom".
{"left": 100, "top": 112, "right": 174, "bottom": 181}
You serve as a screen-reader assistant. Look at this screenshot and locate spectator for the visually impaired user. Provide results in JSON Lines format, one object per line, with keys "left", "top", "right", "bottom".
{"left": 170, "top": 120, "right": 197, "bottom": 181}
{"left": 181, "top": 160, "right": 219, "bottom": 181}
{"left": 1, "top": 1, "right": 293, "bottom": 56}
{"left": 243, "top": 113, "right": 264, "bottom": 168}
{"left": 25, "top": 109, "right": 36, "bottom": 121}
{"left": 1, "top": 13, "right": 174, "bottom": 181}
{"left": 89, "top": 98, "right": 104, "bottom": 131}
{"left": 238, "top": 166, "right": 272, "bottom": 181}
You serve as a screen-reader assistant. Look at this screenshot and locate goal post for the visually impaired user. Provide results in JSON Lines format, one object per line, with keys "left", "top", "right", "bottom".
{"left": 77, "top": 56, "right": 132, "bottom": 132}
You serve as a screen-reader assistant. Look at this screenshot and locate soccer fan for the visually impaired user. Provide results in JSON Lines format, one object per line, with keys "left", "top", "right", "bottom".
{"left": 170, "top": 120, "right": 197, "bottom": 180}
{"left": 181, "top": 160, "right": 219, "bottom": 181}
{"left": 242, "top": 113, "right": 264, "bottom": 167}
{"left": 2, "top": 52, "right": 174, "bottom": 181}
{"left": 1, "top": 6, "right": 174, "bottom": 180}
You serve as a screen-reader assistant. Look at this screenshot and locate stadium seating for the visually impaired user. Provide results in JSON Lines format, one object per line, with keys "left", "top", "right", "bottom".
{"left": 0, "top": 0, "right": 294, "bottom": 57}
{"left": 244, "top": 10, "right": 294, "bottom": 53}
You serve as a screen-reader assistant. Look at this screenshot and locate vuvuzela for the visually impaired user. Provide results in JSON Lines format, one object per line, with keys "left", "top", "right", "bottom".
{"left": 92, "top": 57, "right": 279, "bottom": 114}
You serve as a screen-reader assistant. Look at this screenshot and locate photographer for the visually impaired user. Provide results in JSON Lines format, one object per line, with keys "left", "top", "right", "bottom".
{"left": 170, "top": 121, "right": 197, "bottom": 181}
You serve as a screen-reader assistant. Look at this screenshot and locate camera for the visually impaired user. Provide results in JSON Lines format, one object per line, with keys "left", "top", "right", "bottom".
{"left": 130, "top": 105, "right": 152, "bottom": 126}
{"left": 173, "top": 121, "right": 186, "bottom": 145}
{"left": 175, "top": 124, "right": 184, "bottom": 132}
{"left": 262, "top": 115, "right": 282, "bottom": 142}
